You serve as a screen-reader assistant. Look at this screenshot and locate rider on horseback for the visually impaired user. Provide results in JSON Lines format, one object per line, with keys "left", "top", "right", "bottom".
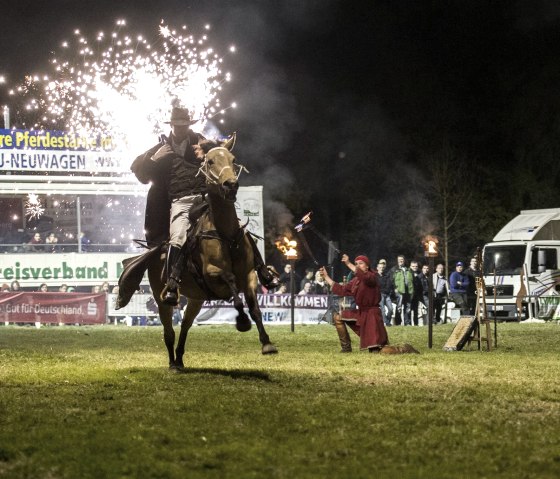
{"left": 131, "top": 106, "right": 278, "bottom": 305}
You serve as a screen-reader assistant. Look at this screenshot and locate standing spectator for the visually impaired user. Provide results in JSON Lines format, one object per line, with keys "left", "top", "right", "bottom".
{"left": 27, "top": 232, "right": 44, "bottom": 252}
{"left": 273, "top": 283, "right": 287, "bottom": 294}
{"left": 45, "top": 232, "right": 59, "bottom": 253}
{"left": 377, "top": 259, "right": 394, "bottom": 327}
{"left": 10, "top": 280, "right": 21, "bottom": 292}
{"left": 311, "top": 270, "right": 329, "bottom": 295}
{"left": 421, "top": 264, "right": 430, "bottom": 295}
{"left": 38, "top": 283, "right": 48, "bottom": 292}
{"left": 278, "top": 263, "right": 299, "bottom": 294}
{"left": 300, "top": 268, "right": 315, "bottom": 291}
{"left": 410, "top": 261, "right": 422, "bottom": 326}
{"left": 79, "top": 231, "right": 91, "bottom": 252}
{"left": 465, "top": 257, "right": 480, "bottom": 314}
{"left": 320, "top": 254, "right": 388, "bottom": 353}
{"left": 391, "top": 255, "right": 414, "bottom": 326}
{"left": 91, "top": 285, "right": 101, "bottom": 293}
{"left": 411, "top": 261, "right": 430, "bottom": 326}
{"left": 419, "top": 264, "right": 431, "bottom": 324}
{"left": 298, "top": 281, "right": 312, "bottom": 295}
{"left": 58, "top": 284, "right": 68, "bottom": 292}
{"left": 1, "top": 283, "right": 10, "bottom": 292}
{"left": 449, "top": 261, "right": 470, "bottom": 315}
{"left": 101, "top": 282, "right": 111, "bottom": 294}
{"left": 433, "top": 263, "right": 449, "bottom": 324}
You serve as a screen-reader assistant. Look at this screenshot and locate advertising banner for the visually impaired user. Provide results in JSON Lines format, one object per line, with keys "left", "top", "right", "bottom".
{"left": 106, "top": 293, "right": 334, "bottom": 325}
{"left": 196, "top": 295, "right": 333, "bottom": 324}
{"left": 0, "top": 128, "right": 126, "bottom": 173}
{"left": 0, "top": 252, "right": 137, "bottom": 288}
{"left": 0, "top": 185, "right": 264, "bottom": 286}
{"left": 0, "top": 292, "right": 106, "bottom": 324}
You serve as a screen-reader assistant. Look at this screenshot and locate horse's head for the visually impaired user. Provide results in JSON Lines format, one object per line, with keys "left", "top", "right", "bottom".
{"left": 198, "top": 133, "right": 248, "bottom": 202}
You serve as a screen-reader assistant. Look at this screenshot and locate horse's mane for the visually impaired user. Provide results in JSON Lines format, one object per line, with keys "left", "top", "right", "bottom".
{"left": 199, "top": 139, "right": 220, "bottom": 153}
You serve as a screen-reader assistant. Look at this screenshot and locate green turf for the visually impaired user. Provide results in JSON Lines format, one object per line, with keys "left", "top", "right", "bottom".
{"left": 0, "top": 323, "right": 559, "bottom": 479}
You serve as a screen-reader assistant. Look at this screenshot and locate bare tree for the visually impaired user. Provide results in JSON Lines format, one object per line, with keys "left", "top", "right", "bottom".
{"left": 425, "top": 144, "right": 474, "bottom": 276}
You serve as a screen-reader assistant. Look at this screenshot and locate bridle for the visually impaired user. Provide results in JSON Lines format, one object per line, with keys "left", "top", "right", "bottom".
{"left": 196, "top": 147, "right": 249, "bottom": 186}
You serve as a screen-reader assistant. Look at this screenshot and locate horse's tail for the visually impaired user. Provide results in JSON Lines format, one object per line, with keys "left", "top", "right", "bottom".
{"left": 116, "top": 244, "right": 163, "bottom": 309}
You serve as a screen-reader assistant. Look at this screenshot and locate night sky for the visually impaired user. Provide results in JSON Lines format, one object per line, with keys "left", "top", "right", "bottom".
{"left": 2, "top": 0, "right": 559, "bottom": 270}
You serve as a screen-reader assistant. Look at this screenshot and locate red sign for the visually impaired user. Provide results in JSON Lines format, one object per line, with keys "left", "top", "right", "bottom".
{"left": 0, "top": 292, "right": 106, "bottom": 324}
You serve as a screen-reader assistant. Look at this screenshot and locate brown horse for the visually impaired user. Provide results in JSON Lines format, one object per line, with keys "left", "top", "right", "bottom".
{"left": 145, "top": 135, "right": 278, "bottom": 369}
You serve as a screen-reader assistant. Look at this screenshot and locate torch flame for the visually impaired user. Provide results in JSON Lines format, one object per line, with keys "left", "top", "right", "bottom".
{"left": 275, "top": 236, "right": 298, "bottom": 260}
{"left": 423, "top": 235, "right": 439, "bottom": 257}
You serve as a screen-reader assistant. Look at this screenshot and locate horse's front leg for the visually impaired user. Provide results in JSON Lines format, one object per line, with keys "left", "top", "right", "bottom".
{"left": 244, "top": 278, "right": 278, "bottom": 355}
{"left": 206, "top": 260, "right": 251, "bottom": 332}
{"left": 174, "top": 298, "right": 203, "bottom": 368}
{"left": 221, "top": 270, "right": 251, "bottom": 332}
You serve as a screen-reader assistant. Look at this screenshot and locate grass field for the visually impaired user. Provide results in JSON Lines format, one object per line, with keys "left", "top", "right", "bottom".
{"left": 1, "top": 322, "right": 559, "bottom": 479}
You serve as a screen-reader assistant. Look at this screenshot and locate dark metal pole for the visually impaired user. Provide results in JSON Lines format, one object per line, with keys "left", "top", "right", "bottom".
{"left": 493, "top": 266, "right": 498, "bottom": 348}
{"left": 290, "top": 258, "right": 296, "bottom": 332}
{"left": 428, "top": 256, "right": 434, "bottom": 349}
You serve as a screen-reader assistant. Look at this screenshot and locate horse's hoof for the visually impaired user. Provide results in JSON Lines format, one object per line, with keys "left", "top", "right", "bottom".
{"left": 236, "top": 314, "right": 252, "bottom": 332}
{"left": 169, "top": 363, "right": 185, "bottom": 372}
{"left": 262, "top": 343, "right": 278, "bottom": 355}
{"left": 236, "top": 321, "right": 252, "bottom": 332}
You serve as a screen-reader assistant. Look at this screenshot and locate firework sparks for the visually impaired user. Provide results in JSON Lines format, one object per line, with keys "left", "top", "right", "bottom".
{"left": 7, "top": 19, "right": 235, "bottom": 152}
{"left": 5, "top": 19, "right": 237, "bottom": 251}
{"left": 25, "top": 193, "right": 45, "bottom": 220}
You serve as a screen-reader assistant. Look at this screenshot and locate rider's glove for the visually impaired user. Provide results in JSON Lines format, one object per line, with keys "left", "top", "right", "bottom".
{"left": 151, "top": 144, "right": 174, "bottom": 162}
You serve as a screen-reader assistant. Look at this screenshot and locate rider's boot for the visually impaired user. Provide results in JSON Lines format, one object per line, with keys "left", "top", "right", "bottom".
{"left": 247, "top": 233, "right": 280, "bottom": 289}
{"left": 257, "top": 264, "right": 280, "bottom": 289}
{"left": 333, "top": 313, "right": 352, "bottom": 353}
{"left": 163, "top": 245, "right": 182, "bottom": 306}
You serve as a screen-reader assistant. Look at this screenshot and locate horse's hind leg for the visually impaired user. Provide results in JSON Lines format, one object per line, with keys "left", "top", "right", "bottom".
{"left": 245, "top": 287, "right": 278, "bottom": 355}
{"left": 174, "top": 299, "right": 203, "bottom": 369}
{"left": 158, "top": 302, "right": 177, "bottom": 368}
{"left": 148, "top": 263, "right": 178, "bottom": 369}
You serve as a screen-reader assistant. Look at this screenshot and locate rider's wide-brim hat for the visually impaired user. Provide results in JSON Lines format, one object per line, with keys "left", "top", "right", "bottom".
{"left": 164, "top": 107, "right": 197, "bottom": 126}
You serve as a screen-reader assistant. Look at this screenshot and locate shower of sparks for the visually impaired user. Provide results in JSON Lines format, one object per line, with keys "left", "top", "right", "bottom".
{"left": 4, "top": 19, "right": 238, "bottom": 249}
{"left": 25, "top": 193, "right": 45, "bottom": 220}
{"left": 7, "top": 19, "right": 236, "bottom": 152}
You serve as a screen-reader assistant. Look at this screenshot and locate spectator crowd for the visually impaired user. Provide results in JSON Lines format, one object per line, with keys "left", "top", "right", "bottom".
{"left": 261, "top": 253, "right": 482, "bottom": 326}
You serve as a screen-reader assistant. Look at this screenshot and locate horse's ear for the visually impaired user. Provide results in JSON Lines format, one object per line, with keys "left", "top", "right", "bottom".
{"left": 223, "top": 132, "right": 236, "bottom": 151}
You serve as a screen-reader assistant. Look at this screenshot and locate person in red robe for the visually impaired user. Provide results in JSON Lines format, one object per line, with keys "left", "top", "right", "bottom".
{"left": 320, "top": 254, "right": 389, "bottom": 353}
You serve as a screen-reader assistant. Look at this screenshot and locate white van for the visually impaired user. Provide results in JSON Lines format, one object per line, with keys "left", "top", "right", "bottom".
{"left": 482, "top": 208, "right": 560, "bottom": 320}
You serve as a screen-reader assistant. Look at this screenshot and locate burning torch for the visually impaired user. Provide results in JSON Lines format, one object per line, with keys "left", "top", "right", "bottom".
{"left": 275, "top": 236, "right": 299, "bottom": 332}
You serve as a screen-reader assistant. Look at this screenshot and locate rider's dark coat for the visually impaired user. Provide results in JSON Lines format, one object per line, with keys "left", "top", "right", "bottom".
{"left": 131, "top": 131, "right": 205, "bottom": 246}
